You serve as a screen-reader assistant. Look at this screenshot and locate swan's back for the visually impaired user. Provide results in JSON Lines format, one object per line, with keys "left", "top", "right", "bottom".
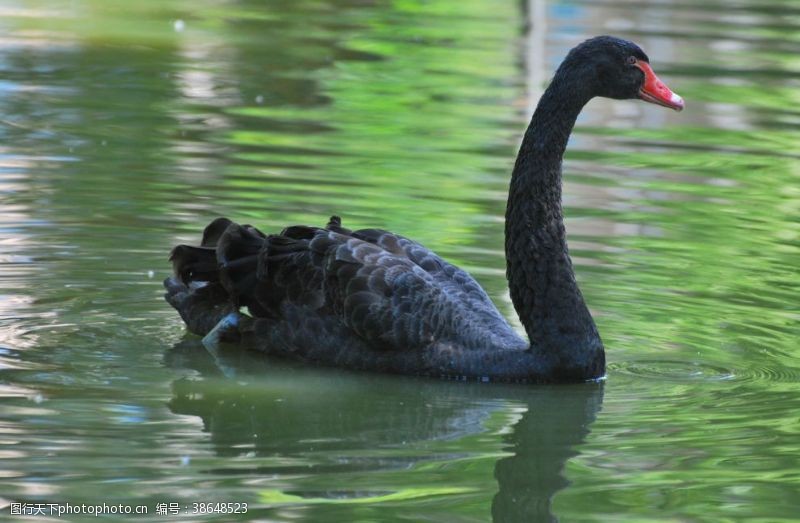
{"left": 168, "top": 217, "right": 525, "bottom": 357}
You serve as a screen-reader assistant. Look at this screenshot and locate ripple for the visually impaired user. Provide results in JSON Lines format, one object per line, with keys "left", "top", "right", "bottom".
{"left": 611, "top": 360, "right": 737, "bottom": 382}
{"left": 611, "top": 360, "right": 800, "bottom": 384}
{"left": 738, "top": 363, "right": 800, "bottom": 384}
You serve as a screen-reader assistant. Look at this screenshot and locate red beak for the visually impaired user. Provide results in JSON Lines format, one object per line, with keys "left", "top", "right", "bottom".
{"left": 635, "top": 61, "right": 684, "bottom": 111}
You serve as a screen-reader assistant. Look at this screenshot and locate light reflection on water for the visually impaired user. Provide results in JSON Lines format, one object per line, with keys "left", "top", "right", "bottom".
{"left": 0, "top": 0, "right": 798, "bottom": 521}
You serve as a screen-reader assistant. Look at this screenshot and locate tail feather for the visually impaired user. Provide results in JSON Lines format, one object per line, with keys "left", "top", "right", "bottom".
{"left": 169, "top": 218, "right": 268, "bottom": 314}
{"left": 166, "top": 215, "right": 335, "bottom": 327}
{"left": 326, "top": 215, "right": 351, "bottom": 235}
{"left": 216, "top": 222, "right": 266, "bottom": 266}
{"left": 256, "top": 234, "right": 310, "bottom": 281}
{"left": 170, "top": 245, "right": 218, "bottom": 284}
{"left": 280, "top": 225, "right": 318, "bottom": 240}
{"left": 213, "top": 222, "right": 267, "bottom": 313}
{"left": 201, "top": 217, "right": 234, "bottom": 247}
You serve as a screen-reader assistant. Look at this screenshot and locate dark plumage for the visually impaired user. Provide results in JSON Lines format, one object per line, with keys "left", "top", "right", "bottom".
{"left": 164, "top": 36, "right": 683, "bottom": 383}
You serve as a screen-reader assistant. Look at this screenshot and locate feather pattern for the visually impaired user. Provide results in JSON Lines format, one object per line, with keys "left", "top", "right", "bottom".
{"left": 167, "top": 216, "right": 527, "bottom": 369}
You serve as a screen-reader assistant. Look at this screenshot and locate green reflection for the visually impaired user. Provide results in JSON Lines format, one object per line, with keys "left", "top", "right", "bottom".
{"left": 0, "top": 0, "right": 798, "bottom": 521}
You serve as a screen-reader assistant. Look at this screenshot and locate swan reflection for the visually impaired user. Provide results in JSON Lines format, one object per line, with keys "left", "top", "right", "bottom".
{"left": 166, "top": 340, "right": 603, "bottom": 521}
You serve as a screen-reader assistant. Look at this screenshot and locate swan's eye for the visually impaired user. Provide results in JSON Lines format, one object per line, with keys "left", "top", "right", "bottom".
{"left": 626, "top": 56, "right": 638, "bottom": 66}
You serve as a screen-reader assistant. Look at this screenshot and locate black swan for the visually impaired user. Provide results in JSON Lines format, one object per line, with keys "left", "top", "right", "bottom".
{"left": 164, "top": 36, "right": 683, "bottom": 383}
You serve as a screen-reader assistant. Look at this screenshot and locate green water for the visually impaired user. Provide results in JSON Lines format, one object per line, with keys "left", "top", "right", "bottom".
{"left": 1, "top": 0, "right": 798, "bottom": 521}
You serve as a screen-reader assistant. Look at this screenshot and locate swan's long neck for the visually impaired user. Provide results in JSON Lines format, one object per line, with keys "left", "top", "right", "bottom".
{"left": 505, "top": 74, "right": 605, "bottom": 379}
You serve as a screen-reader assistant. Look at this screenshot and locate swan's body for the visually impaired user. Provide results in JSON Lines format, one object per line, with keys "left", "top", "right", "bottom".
{"left": 165, "top": 36, "right": 683, "bottom": 383}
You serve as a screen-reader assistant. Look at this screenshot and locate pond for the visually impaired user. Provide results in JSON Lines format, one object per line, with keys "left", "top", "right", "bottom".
{"left": 1, "top": 0, "right": 799, "bottom": 521}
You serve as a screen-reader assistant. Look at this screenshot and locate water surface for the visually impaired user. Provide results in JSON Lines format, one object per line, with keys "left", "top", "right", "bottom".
{"left": 0, "top": 0, "right": 799, "bottom": 521}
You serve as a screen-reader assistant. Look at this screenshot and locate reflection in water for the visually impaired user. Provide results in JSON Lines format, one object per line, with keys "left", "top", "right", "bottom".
{"left": 167, "top": 340, "right": 603, "bottom": 522}
{"left": 0, "top": 0, "right": 798, "bottom": 520}
{"left": 492, "top": 384, "right": 603, "bottom": 522}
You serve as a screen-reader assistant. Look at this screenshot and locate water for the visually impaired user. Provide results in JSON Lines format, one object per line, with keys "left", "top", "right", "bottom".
{"left": 1, "top": 0, "right": 799, "bottom": 520}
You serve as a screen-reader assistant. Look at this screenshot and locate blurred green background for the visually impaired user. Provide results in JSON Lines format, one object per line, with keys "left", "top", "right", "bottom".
{"left": 0, "top": 0, "right": 798, "bottom": 521}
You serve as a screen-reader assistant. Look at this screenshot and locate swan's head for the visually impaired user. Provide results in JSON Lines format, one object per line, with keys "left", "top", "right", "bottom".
{"left": 562, "top": 35, "right": 684, "bottom": 111}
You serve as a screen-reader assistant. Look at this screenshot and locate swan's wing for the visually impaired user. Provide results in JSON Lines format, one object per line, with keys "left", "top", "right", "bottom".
{"left": 326, "top": 217, "right": 512, "bottom": 334}
{"left": 251, "top": 227, "right": 445, "bottom": 350}
{"left": 303, "top": 225, "right": 523, "bottom": 351}
{"left": 169, "top": 218, "right": 524, "bottom": 353}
